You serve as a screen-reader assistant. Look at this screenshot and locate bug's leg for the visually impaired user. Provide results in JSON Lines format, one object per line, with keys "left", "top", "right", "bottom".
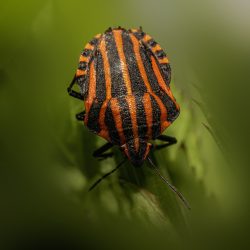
{"left": 67, "top": 75, "right": 85, "bottom": 100}
{"left": 129, "top": 29, "right": 171, "bottom": 86}
{"left": 68, "top": 34, "right": 102, "bottom": 100}
{"left": 154, "top": 135, "right": 177, "bottom": 150}
{"left": 76, "top": 111, "right": 85, "bottom": 121}
{"left": 93, "top": 142, "right": 114, "bottom": 160}
{"left": 89, "top": 158, "right": 126, "bottom": 191}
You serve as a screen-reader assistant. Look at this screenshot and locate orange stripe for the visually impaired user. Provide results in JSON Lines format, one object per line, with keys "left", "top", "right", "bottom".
{"left": 87, "top": 61, "right": 96, "bottom": 99}
{"left": 85, "top": 43, "right": 94, "bottom": 50}
{"left": 126, "top": 95, "right": 139, "bottom": 151}
{"left": 158, "top": 58, "right": 169, "bottom": 64}
{"left": 110, "top": 98, "right": 126, "bottom": 144}
{"left": 143, "top": 34, "right": 152, "bottom": 42}
{"left": 98, "top": 100, "right": 110, "bottom": 142}
{"left": 99, "top": 39, "right": 112, "bottom": 99}
{"left": 130, "top": 34, "right": 153, "bottom": 92}
{"left": 151, "top": 56, "right": 179, "bottom": 109}
{"left": 76, "top": 69, "right": 86, "bottom": 77}
{"left": 97, "top": 37, "right": 112, "bottom": 141}
{"left": 113, "top": 30, "right": 132, "bottom": 95}
{"left": 143, "top": 93, "right": 153, "bottom": 139}
{"left": 153, "top": 95, "right": 169, "bottom": 132}
{"left": 95, "top": 33, "right": 101, "bottom": 39}
{"left": 131, "top": 28, "right": 138, "bottom": 33}
{"left": 130, "top": 34, "right": 168, "bottom": 131}
{"left": 84, "top": 61, "right": 96, "bottom": 124}
{"left": 79, "top": 55, "right": 89, "bottom": 62}
{"left": 151, "top": 44, "right": 162, "bottom": 53}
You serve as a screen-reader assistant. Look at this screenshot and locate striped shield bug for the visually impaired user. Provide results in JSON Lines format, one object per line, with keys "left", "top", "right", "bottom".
{"left": 67, "top": 27, "right": 190, "bottom": 209}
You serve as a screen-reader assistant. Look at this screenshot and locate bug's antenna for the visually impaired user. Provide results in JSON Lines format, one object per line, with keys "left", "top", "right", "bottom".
{"left": 88, "top": 158, "right": 127, "bottom": 191}
{"left": 147, "top": 157, "right": 191, "bottom": 210}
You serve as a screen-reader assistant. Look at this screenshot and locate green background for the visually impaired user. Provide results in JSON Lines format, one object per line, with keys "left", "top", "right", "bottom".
{"left": 1, "top": 0, "right": 250, "bottom": 249}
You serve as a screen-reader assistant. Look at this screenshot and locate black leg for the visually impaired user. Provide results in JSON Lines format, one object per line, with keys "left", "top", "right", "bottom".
{"left": 76, "top": 111, "right": 85, "bottom": 121}
{"left": 89, "top": 158, "right": 127, "bottom": 191}
{"left": 154, "top": 135, "right": 177, "bottom": 150}
{"left": 67, "top": 75, "right": 84, "bottom": 100}
{"left": 93, "top": 142, "right": 114, "bottom": 160}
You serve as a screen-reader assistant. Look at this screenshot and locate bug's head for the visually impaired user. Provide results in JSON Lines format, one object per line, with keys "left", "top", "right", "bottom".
{"left": 121, "top": 139, "right": 152, "bottom": 167}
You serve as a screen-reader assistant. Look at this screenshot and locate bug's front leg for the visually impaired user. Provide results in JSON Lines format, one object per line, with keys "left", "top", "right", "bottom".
{"left": 153, "top": 135, "right": 177, "bottom": 150}
{"left": 67, "top": 75, "right": 85, "bottom": 100}
{"left": 93, "top": 142, "right": 114, "bottom": 161}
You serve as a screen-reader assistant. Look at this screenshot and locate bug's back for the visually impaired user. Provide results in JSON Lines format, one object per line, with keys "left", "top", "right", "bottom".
{"left": 83, "top": 28, "right": 179, "bottom": 147}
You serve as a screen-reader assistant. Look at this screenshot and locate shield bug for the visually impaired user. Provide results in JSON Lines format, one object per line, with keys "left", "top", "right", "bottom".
{"left": 68, "top": 27, "right": 190, "bottom": 209}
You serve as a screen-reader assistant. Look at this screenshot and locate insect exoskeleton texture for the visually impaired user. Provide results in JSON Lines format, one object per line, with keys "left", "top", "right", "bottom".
{"left": 69, "top": 27, "right": 179, "bottom": 165}
{"left": 67, "top": 27, "right": 190, "bottom": 209}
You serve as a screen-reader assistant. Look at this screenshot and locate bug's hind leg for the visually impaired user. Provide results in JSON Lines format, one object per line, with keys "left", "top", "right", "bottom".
{"left": 154, "top": 135, "right": 177, "bottom": 150}
{"left": 129, "top": 29, "right": 171, "bottom": 86}
{"left": 93, "top": 142, "right": 114, "bottom": 161}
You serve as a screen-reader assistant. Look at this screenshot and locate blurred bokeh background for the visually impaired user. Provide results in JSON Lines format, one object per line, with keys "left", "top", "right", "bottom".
{"left": 1, "top": 0, "right": 250, "bottom": 249}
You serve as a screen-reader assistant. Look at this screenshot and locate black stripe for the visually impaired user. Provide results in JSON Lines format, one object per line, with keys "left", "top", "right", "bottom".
{"left": 137, "top": 139, "right": 147, "bottom": 163}
{"left": 158, "top": 91, "right": 180, "bottom": 123}
{"left": 81, "top": 49, "right": 92, "bottom": 57}
{"left": 118, "top": 96, "right": 134, "bottom": 143}
{"left": 161, "top": 63, "right": 171, "bottom": 86}
{"left": 139, "top": 45, "right": 161, "bottom": 93}
{"left": 86, "top": 101, "right": 102, "bottom": 133}
{"left": 132, "top": 31, "right": 145, "bottom": 40}
{"left": 156, "top": 50, "right": 166, "bottom": 59}
{"left": 153, "top": 49, "right": 171, "bottom": 85}
{"left": 122, "top": 32, "right": 147, "bottom": 94}
{"left": 86, "top": 52, "right": 106, "bottom": 132}
{"left": 77, "top": 75, "right": 87, "bottom": 97}
{"left": 147, "top": 39, "right": 157, "bottom": 47}
{"left": 126, "top": 138, "right": 147, "bottom": 167}
{"left": 95, "top": 50, "right": 106, "bottom": 101}
{"left": 105, "top": 101, "right": 121, "bottom": 145}
{"left": 149, "top": 95, "right": 161, "bottom": 139}
{"left": 105, "top": 32, "right": 127, "bottom": 97}
{"left": 78, "top": 61, "right": 87, "bottom": 70}
{"left": 146, "top": 40, "right": 171, "bottom": 86}
{"left": 90, "top": 37, "right": 99, "bottom": 46}
{"left": 135, "top": 94, "right": 147, "bottom": 139}
{"left": 140, "top": 46, "right": 178, "bottom": 122}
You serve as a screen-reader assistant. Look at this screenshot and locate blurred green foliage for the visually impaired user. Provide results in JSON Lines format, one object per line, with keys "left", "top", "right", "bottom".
{"left": 1, "top": 0, "right": 250, "bottom": 249}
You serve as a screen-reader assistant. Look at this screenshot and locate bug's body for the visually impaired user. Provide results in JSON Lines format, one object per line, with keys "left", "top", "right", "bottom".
{"left": 72, "top": 27, "right": 180, "bottom": 166}
{"left": 67, "top": 27, "right": 190, "bottom": 209}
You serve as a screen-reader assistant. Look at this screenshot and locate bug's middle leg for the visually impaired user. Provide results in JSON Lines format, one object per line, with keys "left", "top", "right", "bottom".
{"left": 93, "top": 142, "right": 114, "bottom": 160}
{"left": 154, "top": 135, "right": 177, "bottom": 150}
